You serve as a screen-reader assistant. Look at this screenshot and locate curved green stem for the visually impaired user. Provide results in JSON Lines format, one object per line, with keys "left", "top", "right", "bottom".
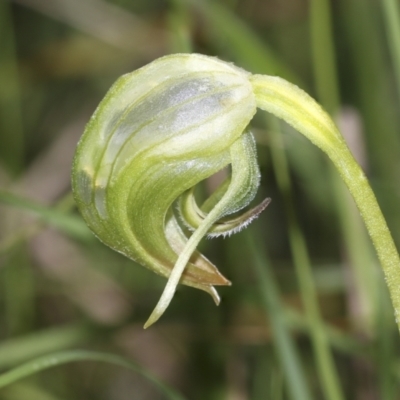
{"left": 251, "top": 74, "right": 400, "bottom": 333}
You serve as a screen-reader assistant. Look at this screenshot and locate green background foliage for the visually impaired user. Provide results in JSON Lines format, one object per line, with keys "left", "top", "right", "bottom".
{"left": 1, "top": 0, "right": 400, "bottom": 398}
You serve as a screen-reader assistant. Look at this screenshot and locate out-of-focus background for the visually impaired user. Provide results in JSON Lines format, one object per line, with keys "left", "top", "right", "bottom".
{"left": 1, "top": 0, "right": 400, "bottom": 399}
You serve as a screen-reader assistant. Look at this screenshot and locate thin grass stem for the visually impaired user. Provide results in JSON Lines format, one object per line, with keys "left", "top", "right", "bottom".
{"left": 268, "top": 116, "right": 344, "bottom": 400}
{"left": 381, "top": 0, "right": 400, "bottom": 103}
{"left": 245, "top": 230, "right": 313, "bottom": 400}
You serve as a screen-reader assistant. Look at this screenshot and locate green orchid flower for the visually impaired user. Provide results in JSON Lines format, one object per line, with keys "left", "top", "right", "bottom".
{"left": 72, "top": 54, "right": 400, "bottom": 331}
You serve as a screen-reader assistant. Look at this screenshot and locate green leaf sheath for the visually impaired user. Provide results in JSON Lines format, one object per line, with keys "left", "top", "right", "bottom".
{"left": 251, "top": 74, "right": 400, "bottom": 332}
{"left": 72, "top": 54, "right": 400, "bottom": 328}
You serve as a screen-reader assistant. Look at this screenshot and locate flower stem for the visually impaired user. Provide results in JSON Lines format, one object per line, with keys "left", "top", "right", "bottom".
{"left": 251, "top": 74, "right": 400, "bottom": 333}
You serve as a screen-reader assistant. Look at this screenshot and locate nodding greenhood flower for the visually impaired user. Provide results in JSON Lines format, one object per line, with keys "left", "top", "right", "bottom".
{"left": 72, "top": 53, "right": 400, "bottom": 331}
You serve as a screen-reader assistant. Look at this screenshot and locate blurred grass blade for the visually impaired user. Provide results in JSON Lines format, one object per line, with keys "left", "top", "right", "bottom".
{"left": 13, "top": 0, "right": 166, "bottom": 56}
{"left": 3, "top": 246, "right": 35, "bottom": 336}
{"left": 168, "top": 0, "right": 192, "bottom": 53}
{"left": 0, "top": 190, "right": 92, "bottom": 241}
{"left": 0, "top": 324, "right": 93, "bottom": 369}
{"left": 0, "top": 0, "right": 24, "bottom": 175}
{"left": 309, "top": 0, "right": 340, "bottom": 114}
{"left": 268, "top": 116, "right": 344, "bottom": 400}
{"left": 340, "top": 0, "right": 400, "bottom": 241}
{"left": 310, "top": 0, "right": 378, "bottom": 335}
{"left": 381, "top": 0, "right": 400, "bottom": 103}
{"left": 0, "top": 350, "right": 186, "bottom": 400}
{"left": 283, "top": 307, "right": 368, "bottom": 357}
{"left": 183, "top": 0, "right": 302, "bottom": 86}
{"left": 245, "top": 230, "right": 313, "bottom": 400}
{"left": 376, "top": 280, "right": 397, "bottom": 399}
{"left": 2, "top": 383, "right": 64, "bottom": 400}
